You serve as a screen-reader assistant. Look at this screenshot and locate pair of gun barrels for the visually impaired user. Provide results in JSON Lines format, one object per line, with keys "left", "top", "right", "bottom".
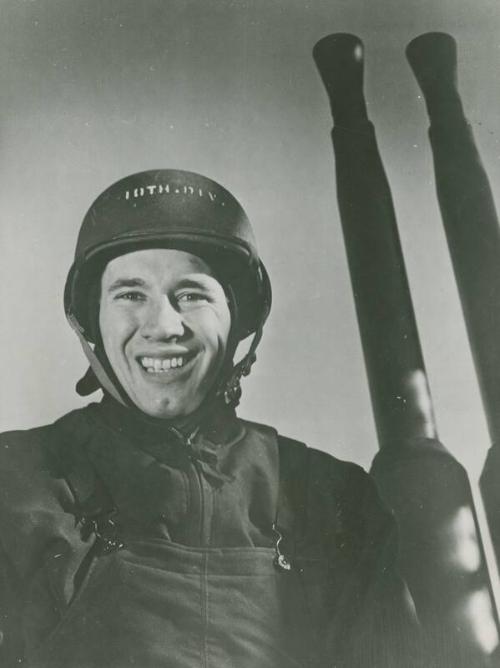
{"left": 314, "top": 32, "right": 500, "bottom": 664}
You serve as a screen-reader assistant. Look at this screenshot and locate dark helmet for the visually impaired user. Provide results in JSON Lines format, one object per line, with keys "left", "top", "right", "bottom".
{"left": 64, "top": 169, "right": 272, "bottom": 405}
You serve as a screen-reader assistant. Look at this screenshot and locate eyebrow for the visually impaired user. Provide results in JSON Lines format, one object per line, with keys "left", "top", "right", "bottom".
{"left": 175, "top": 277, "right": 215, "bottom": 290}
{"left": 107, "top": 278, "right": 148, "bottom": 292}
{"left": 106, "top": 275, "right": 217, "bottom": 293}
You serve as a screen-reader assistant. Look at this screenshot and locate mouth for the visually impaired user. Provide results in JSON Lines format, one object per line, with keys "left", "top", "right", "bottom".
{"left": 137, "top": 352, "right": 197, "bottom": 375}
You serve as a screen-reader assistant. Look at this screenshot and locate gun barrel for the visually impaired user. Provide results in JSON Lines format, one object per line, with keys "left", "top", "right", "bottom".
{"left": 313, "top": 34, "right": 500, "bottom": 660}
{"left": 314, "top": 34, "right": 437, "bottom": 449}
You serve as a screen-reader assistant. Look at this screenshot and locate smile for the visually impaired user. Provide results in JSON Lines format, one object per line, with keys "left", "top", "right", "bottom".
{"left": 138, "top": 354, "right": 194, "bottom": 373}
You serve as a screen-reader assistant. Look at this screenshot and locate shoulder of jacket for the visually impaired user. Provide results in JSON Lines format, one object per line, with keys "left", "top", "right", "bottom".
{"left": 280, "top": 439, "right": 386, "bottom": 521}
{"left": 0, "top": 404, "right": 98, "bottom": 471}
{"left": 0, "top": 406, "right": 101, "bottom": 579}
{"left": 231, "top": 416, "right": 376, "bottom": 495}
{"left": 236, "top": 419, "right": 369, "bottom": 474}
{"left": 278, "top": 435, "right": 369, "bottom": 482}
{"left": 236, "top": 416, "right": 277, "bottom": 435}
{"left": 309, "top": 448, "right": 385, "bottom": 505}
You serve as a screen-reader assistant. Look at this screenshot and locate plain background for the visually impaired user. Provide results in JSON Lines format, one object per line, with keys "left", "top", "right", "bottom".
{"left": 1, "top": 0, "right": 500, "bottom": 487}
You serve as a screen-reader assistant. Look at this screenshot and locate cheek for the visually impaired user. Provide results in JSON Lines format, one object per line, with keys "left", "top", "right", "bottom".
{"left": 99, "top": 307, "right": 138, "bottom": 357}
{"left": 215, "top": 300, "right": 232, "bottom": 342}
{"left": 219, "top": 321, "right": 231, "bottom": 355}
{"left": 203, "top": 311, "right": 231, "bottom": 355}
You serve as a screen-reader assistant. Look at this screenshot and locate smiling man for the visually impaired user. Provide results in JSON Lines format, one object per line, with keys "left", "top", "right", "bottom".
{"left": 0, "top": 170, "right": 424, "bottom": 667}
{"left": 99, "top": 249, "right": 231, "bottom": 419}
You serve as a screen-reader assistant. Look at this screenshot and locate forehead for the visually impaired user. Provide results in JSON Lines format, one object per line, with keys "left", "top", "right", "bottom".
{"left": 101, "top": 248, "right": 215, "bottom": 284}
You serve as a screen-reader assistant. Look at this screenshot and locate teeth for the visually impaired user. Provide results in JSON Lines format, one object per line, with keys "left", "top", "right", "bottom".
{"left": 140, "top": 356, "right": 187, "bottom": 372}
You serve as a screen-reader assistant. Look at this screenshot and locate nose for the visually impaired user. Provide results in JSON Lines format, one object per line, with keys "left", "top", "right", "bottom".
{"left": 140, "top": 295, "right": 185, "bottom": 341}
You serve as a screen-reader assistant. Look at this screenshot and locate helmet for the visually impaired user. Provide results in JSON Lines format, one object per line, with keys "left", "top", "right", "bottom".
{"left": 65, "top": 169, "right": 272, "bottom": 405}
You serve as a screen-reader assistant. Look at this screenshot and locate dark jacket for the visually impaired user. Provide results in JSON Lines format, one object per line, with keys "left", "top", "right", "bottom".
{"left": 0, "top": 398, "right": 424, "bottom": 667}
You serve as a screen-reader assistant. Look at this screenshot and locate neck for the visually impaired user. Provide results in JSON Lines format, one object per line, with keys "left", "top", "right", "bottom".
{"left": 97, "top": 391, "right": 237, "bottom": 445}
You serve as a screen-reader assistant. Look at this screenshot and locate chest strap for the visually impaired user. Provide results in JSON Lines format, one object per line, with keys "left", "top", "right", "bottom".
{"left": 65, "top": 446, "right": 123, "bottom": 555}
{"left": 274, "top": 435, "right": 310, "bottom": 567}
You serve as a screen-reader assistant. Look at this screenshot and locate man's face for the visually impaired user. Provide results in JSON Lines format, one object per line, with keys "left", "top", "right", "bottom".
{"left": 99, "top": 248, "right": 231, "bottom": 419}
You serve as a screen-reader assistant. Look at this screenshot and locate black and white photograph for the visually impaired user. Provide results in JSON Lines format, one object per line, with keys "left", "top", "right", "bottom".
{"left": 1, "top": 1, "right": 500, "bottom": 666}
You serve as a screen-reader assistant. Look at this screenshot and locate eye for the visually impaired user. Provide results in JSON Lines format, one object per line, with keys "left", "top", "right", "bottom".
{"left": 176, "top": 291, "right": 210, "bottom": 306}
{"left": 114, "top": 291, "right": 146, "bottom": 302}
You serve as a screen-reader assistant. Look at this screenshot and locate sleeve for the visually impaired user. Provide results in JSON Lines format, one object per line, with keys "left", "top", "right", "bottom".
{"left": 328, "top": 465, "right": 430, "bottom": 668}
{"left": 0, "top": 545, "right": 25, "bottom": 667}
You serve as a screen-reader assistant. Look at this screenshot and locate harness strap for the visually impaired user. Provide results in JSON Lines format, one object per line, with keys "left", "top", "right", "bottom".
{"left": 276, "top": 436, "right": 328, "bottom": 668}
{"left": 275, "top": 435, "right": 310, "bottom": 562}
{"left": 64, "top": 444, "right": 123, "bottom": 554}
{"left": 65, "top": 443, "right": 113, "bottom": 514}
{"left": 67, "top": 312, "right": 126, "bottom": 405}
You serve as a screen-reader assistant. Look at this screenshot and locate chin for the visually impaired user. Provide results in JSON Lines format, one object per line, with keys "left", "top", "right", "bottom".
{"left": 138, "top": 404, "right": 182, "bottom": 420}
{"left": 134, "top": 395, "right": 195, "bottom": 420}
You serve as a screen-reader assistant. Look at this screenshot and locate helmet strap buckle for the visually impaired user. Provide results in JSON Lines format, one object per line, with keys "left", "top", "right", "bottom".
{"left": 223, "top": 349, "right": 257, "bottom": 407}
{"left": 223, "top": 374, "right": 242, "bottom": 407}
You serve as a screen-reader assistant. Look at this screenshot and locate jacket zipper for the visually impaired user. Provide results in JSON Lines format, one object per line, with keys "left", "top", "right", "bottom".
{"left": 179, "top": 429, "right": 212, "bottom": 547}
{"left": 190, "top": 456, "right": 206, "bottom": 546}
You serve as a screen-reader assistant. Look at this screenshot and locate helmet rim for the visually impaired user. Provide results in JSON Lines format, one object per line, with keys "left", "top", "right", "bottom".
{"left": 65, "top": 230, "right": 270, "bottom": 343}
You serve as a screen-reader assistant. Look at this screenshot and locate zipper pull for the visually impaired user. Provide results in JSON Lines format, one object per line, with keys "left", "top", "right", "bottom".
{"left": 272, "top": 523, "right": 292, "bottom": 572}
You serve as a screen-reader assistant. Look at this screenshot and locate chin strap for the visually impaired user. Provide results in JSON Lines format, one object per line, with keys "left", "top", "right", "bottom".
{"left": 221, "top": 264, "right": 270, "bottom": 407}
{"left": 222, "top": 326, "right": 263, "bottom": 407}
{"left": 67, "top": 312, "right": 127, "bottom": 406}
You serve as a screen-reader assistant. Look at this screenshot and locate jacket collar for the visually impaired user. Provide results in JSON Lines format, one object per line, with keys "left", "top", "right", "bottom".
{"left": 95, "top": 393, "right": 242, "bottom": 448}
{"left": 91, "top": 394, "right": 245, "bottom": 487}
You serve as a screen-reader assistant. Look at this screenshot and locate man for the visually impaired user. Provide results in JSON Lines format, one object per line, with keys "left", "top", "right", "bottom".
{"left": 0, "top": 169, "right": 423, "bottom": 667}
